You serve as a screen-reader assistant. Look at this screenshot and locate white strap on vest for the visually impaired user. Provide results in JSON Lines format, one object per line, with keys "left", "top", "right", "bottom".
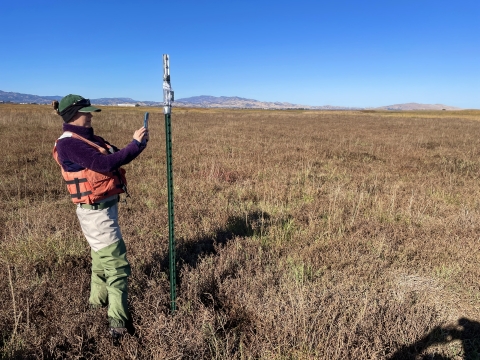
{"left": 58, "top": 131, "right": 73, "bottom": 140}
{"left": 54, "top": 131, "right": 73, "bottom": 146}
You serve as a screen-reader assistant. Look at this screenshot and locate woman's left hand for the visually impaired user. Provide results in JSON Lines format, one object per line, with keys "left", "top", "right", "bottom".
{"left": 133, "top": 127, "right": 148, "bottom": 143}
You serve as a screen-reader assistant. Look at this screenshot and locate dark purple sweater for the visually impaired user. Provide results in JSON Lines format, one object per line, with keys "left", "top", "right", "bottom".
{"left": 55, "top": 123, "right": 146, "bottom": 173}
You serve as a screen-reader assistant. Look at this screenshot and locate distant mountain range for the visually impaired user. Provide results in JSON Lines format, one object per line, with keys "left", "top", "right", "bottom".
{"left": 375, "top": 103, "right": 462, "bottom": 111}
{"left": 174, "top": 95, "right": 357, "bottom": 110}
{"left": 0, "top": 90, "right": 464, "bottom": 111}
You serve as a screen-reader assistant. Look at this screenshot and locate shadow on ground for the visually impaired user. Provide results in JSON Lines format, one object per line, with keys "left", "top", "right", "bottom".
{"left": 138, "top": 210, "right": 270, "bottom": 286}
{"left": 389, "top": 318, "right": 480, "bottom": 360}
{"left": 176, "top": 210, "right": 270, "bottom": 269}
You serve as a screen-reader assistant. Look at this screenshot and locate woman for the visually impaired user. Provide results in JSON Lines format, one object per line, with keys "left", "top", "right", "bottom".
{"left": 52, "top": 94, "right": 148, "bottom": 339}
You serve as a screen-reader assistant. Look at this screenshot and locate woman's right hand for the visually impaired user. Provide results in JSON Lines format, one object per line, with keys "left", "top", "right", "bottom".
{"left": 133, "top": 127, "right": 149, "bottom": 143}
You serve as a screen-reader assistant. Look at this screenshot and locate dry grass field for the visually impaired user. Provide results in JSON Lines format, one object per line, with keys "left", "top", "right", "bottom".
{"left": 2, "top": 104, "right": 480, "bottom": 359}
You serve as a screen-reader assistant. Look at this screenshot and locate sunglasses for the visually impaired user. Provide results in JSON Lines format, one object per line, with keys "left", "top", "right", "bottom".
{"left": 71, "top": 98, "right": 91, "bottom": 107}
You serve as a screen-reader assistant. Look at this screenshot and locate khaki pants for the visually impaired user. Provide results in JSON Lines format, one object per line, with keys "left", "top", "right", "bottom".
{"left": 76, "top": 197, "right": 131, "bottom": 328}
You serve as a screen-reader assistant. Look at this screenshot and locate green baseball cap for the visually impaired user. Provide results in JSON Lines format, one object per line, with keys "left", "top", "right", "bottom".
{"left": 58, "top": 94, "right": 101, "bottom": 113}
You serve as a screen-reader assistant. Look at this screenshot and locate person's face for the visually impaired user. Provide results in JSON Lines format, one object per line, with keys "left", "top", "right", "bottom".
{"left": 69, "top": 112, "right": 93, "bottom": 128}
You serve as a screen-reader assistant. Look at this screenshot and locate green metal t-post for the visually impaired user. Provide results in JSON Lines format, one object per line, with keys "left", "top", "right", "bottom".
{"left": 163, "top": 54, "right": 176, "bottom": 313}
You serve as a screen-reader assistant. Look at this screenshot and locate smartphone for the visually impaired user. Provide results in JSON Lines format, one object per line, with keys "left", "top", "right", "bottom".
{"left": 142, "top": 112, "right": 149, "bottom": 144}
{"left": 143, "top": 112, "right": 149, "bottom": 129}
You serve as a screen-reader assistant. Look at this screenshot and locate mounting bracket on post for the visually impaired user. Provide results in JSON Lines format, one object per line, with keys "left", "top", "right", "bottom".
{"left": 163, "top": 55, "right": 174, "bottom": 115}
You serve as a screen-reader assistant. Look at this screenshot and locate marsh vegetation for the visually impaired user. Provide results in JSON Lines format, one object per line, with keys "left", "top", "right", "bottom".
{"left": 1, "top": 105, "right": 480, "bottom": 359}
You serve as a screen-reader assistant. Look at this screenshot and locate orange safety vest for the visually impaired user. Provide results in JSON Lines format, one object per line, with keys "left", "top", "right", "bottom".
{"left": 52, "top": 132, "right": 128, "bottom": 204}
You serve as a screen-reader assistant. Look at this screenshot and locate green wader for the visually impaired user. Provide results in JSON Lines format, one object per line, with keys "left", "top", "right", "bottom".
{"left": 89, "top": 238, "right": 131, "bottom": 328}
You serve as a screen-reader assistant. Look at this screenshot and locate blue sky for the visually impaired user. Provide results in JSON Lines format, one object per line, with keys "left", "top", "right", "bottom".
{"left": 1, "top": 0, "right": 479, "bottom": 108}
